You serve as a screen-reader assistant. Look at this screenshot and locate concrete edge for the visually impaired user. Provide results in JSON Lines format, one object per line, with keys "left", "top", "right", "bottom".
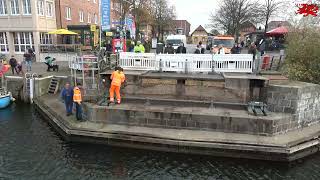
{"left": 33, "top": 98, "right": 320, "bottom": 161}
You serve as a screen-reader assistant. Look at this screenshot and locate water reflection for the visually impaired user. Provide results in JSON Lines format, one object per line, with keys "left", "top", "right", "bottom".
{"left": 0, "top": 103, "right": 15, "bottom": 121}
{"left": 1, "top": 103, "right": 320, "bottom": 180}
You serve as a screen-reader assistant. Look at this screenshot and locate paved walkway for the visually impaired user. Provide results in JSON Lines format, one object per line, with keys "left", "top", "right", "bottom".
{"left": 5, "top": 62, "right": 71, "bottom": 77}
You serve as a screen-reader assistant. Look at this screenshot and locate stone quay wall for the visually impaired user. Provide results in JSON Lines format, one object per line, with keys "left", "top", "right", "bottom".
{"left": 104, "top": 74, "right": 253, "bottom": 104}
{"left": 267, "top": 81, "right": 320, "bottom": 130}
{"left": 83, "top": 103, "right": 292, "bottom": 136}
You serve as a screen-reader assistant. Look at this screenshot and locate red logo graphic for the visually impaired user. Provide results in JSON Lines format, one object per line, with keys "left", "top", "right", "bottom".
{"left": 296, "top": 3, "right": 319, "bottom": 16}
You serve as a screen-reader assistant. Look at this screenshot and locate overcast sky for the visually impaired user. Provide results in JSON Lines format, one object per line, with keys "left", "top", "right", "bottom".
{"left": 168, "top": 0, "right": 299, "bottom": 33}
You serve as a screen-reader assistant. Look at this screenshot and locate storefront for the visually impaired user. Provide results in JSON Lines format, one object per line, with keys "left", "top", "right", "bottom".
{"left": 67, "top": 25, "right": 99, "bottom": 49}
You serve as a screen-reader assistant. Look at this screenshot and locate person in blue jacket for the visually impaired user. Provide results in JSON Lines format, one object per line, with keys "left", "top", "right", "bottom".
{"left": 61, "top": 82, "right": 74, "bottom": 116}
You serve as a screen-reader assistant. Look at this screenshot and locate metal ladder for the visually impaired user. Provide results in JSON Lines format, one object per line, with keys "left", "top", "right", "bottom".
{"left": 48, "top": 77, "right": 60, "bottom": 94}
{"left": 24, "top": 73, "right": 38, "bottom": 103}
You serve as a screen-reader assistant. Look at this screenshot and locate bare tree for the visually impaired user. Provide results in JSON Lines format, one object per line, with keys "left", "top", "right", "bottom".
{"left": 117, "top": 0, "right": 154, "bottom": 38}
{"left": 209, "top": 0, "right": 261, "bottom": 39}
{"left": 261, "top": 0, "right": 285, "bottom": 34}
{"left": 150, "top": 0, "right": 176, "bottom": 41}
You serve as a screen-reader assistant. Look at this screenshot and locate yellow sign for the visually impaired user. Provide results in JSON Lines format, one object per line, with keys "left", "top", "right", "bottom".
{"left": 90, "top": 25, "right": 96, "bottom": 32}
{"left": 105, "top": 32, "right": 113, "bottom": 37}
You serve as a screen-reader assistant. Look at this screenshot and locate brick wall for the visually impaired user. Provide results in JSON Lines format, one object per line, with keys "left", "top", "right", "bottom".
{"left": 56, "top": 0, "right": 99, "bottom": 28}
{"left": 267, "top": 81, "right": 320, "bottom": 128}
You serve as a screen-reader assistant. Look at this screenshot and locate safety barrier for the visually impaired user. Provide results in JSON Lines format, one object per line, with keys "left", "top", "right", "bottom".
{"left": 119, "top": 53, "right": 157, "bottom": 71}
{"left": 118, "top": 53, "right": 253, "bottom": 73}
{"left": 213, "top": 54, "right": 253, "bottom": 73}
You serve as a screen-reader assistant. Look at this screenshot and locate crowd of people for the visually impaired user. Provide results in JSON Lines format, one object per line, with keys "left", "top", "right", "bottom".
{"left": 0, "top": 48, "right": 35, "bottom": 76}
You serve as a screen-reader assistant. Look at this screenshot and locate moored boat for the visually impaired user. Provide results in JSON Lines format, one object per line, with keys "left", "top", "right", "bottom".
{"left": 0, "top": 89, "right": 14, "bottom": 109}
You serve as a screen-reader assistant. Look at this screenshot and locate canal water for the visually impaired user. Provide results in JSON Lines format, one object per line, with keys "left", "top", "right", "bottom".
{"left": 1, "top": 103, "right": 320, "bottom": 180}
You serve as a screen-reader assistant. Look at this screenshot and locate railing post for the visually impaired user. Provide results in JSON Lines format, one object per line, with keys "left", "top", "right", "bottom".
{"left": 211, "top": 54, "right": 214, "bottom": 73}
{"left": 185, "top": 59, "right": 188, "bottom": 74}
{"left": 159, "top": 59, "right": 163, "bottom": 72}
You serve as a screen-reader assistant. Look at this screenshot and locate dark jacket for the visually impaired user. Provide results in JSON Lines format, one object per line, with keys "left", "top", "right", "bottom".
{"left": 164, "top": 46, "right": 175, "bottom": 54}
{"left": 61, "top": 87, "right": 74, "bottom": 103}
{"left": 24, "top": 53, "right": 32, "bottom": 61}
{"left": 9, "top": 58, "right": 17, "bottom": 67}
{"left": 248, "top": 45, "right": 257, "bottom": 60}
{"left": 231, "top": 46, "right": 241, "bottom": 54}
{"left": 258, "top": 40, "right": 266, "bottom": 52}
{"left": 176, "top": 46, "right": 186, "bottom": 54}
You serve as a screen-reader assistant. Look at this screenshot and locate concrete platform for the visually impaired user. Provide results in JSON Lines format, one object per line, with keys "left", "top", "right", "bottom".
{"left": 34, "top": 95, "right": 320, "bottom": 162}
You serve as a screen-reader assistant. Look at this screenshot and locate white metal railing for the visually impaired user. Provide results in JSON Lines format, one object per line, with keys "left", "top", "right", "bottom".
{"left": 118, "top": 52, "right": 254, "bottom": 73}
{"left": 119, "top": 52, "right": 157, "bottom": 71}
{"left": 157, "top": 54, "right": 189, "bottom": 72}
{"left": 189, "top": 54, "right": 213, "bottom": 72}
{"left": 213, "top": 54, "right": 253, "bottom": 73}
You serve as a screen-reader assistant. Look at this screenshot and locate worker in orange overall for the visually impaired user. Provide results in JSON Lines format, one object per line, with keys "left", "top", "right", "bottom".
{"left": 73, "top": 82, "right": 83, "bottom": 121}
{"left": 109, "top": 67, "right": 125, "bottom": 104}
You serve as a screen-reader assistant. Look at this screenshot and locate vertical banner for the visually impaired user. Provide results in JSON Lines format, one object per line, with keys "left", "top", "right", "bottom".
{"left": 101, "top": 0, "right": 111, "bottom": 31}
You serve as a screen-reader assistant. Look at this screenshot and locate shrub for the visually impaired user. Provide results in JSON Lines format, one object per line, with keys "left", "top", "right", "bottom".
{"left": 284, "top": 27, "right": 320, "bottom": 84}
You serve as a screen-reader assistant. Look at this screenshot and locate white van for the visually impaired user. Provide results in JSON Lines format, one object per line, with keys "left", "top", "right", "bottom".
{"left": 166, "top": 35, "right": 187, "bottom": 50}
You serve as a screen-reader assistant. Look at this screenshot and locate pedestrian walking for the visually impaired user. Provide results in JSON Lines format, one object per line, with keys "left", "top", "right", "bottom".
{"left": 164, "top": 43, "right": 175, "bottom": 54}
{"left": 134, "top": 41, "right": 145, "bottom": 53}
{"left": 24, "top": 49, "right": 34, "bottom": 72}
{"left": 194, "top": 45, "right": 201, "bottom": 54}
{"left": 199, "top": 41, "right": 205, "bottom": 54}
{"left": 9, "top": 56, "right": 18, "bottom": 75}
{"left": 15, "top": 62, "right": 24, "bottom": 75}
{"left": 61, "top": 82, "right": 74, "bottom": 116}
{"left": 73, "top": 83, "right": 83, "bottom": 121}
{"left": 258, "top": 39, "right": 266, "bottom": 56}
{"left": 217, "top": 44, "right": 225, "bottom": 54}
{"left": 248, "top": 42, "right": 257, "bottom": 61}
{"left": 176, "top": 43, "right": 187, "bottom": 54}
{"left": 109, "top": 67, "right": 126, "bottom": 104}
{"left": 231, "top": 44, "right": 241, "bottom": 54}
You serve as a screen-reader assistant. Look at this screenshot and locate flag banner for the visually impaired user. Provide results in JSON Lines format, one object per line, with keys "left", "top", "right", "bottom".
{"left": 101, "top": 0, "right": 111, "bottom": 31}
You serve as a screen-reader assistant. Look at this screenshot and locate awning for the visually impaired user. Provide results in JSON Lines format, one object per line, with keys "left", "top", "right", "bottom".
{"left": 48, "top": 29, "right": 78, "bottom": 35}
{"left": 266, "top": 26, "right": 288, "bottom": 35}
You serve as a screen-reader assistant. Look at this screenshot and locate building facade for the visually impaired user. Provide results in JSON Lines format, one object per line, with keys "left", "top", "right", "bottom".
{"left": 173, "top": 20, "right": 191, "bottom": 36}
{"left": 191, "top": 25, "right": 208, "bottom": 45}
{"left": 0, "top": 0, "right": 57, "bottom": 61}
{"left": 239, "top": 21, "right": 256, "bottom": 42}
{"left": 55, "top": 0, "right": 99, "bottom": 47}
{"left": 267, "top": 21, "right": 291, "bottom": 32}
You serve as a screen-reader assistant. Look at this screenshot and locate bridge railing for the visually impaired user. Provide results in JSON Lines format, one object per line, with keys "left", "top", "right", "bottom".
{"left": 118, "top": 52, "right": 253, "bottom": 73}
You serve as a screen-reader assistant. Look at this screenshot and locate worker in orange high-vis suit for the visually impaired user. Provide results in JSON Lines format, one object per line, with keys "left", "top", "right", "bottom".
{"left": 109, "top": 67, "right": 125, "bottom": 104}
{"left": 73, "top": 82, "right": 83, "bottom": 121}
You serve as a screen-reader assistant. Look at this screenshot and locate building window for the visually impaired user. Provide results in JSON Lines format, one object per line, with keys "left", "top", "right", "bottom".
{"left": 0, "top": 32, "right": 9, "bottom": 53}
{"left": 23, "top": 0, "right": 31, "bottom": 15}
{"left": 10, "top": 0, "right": 19, "bottom": 15}
{"left": 87, "top": 12, "right": 91, "bottom": 23}
{"left": 37, "top": 0, "right": 44, "bottom": 16}
{"left": 46, "top": 2, "right": 53, "bottom": 17}
{"left": 94, "top": 13, "right": 97, "bottom": 24}
{"left": 65, "top": 7, "right": 71, "bottom": 20}
{"left": 40, "top": 33, "right": 53, "bottom": 44}
{"left": 0, "top": 0, "right": 7, "bottom": 15}
{"left": 14, "top": 32, "right": 33, "bottom": 53}
{"left": 79, "top": 10, "right": 84, "bottom": 22}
